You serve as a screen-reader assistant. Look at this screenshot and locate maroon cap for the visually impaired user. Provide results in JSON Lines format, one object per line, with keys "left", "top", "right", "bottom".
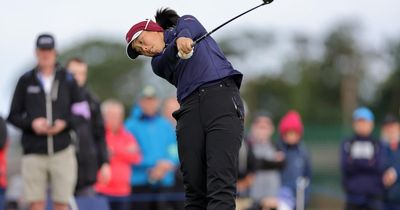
{"left": 125, "top": 19, "right": 164, "bottom": 60}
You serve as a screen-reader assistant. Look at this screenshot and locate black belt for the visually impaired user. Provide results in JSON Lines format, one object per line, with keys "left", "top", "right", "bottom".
{"left": 181, "top": 77, "right": 238, "bottom": 104}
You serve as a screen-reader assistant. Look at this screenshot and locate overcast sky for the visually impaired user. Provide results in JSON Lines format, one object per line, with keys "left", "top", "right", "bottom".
{"left": 0, "top": 0, "right": 399, "bottom": 115}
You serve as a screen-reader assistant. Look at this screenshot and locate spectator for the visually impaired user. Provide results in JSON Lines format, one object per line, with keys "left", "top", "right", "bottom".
{"left": 162, "top": 97, "right": 180, "bottom": 126}
{"left": 7, "top": 34, "right": 84, "bottom": 210}
{"left": 95, "top": 99, "right": 142, "bottom": 210}
{"left": 66, "top": 58, "right": 110, "bottom": 196}
{"left": 236, "top": 132, "right": 257, "bottom": 210}
{"left": 278, "top": 110, "right": 311, "bottom": 210}
{"left": 248, "top": 113, "right": 285, "bottom": 210}
{"left": 125, "top": 85, "right": 179, "bottom": 210}
{"left": 341, "top": 107, "right": 391, "bottom": 210}
{"left": 162, "top": 97, "right": 184, "bottom": 210}
{"left": 380, "top": 114, "right": 400, "bottom": 210}
{"left": 0, "top": 116, "right": 7, "bottom": 196}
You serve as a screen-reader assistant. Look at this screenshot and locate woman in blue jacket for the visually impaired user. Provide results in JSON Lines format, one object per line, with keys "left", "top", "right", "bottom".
{"left": 125, "top": 8, "right": 245, "bottom": 210}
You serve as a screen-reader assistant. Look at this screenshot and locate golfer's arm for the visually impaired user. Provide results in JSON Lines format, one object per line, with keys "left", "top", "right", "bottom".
{"left": 151, "top": 40, "right": 179, "bottom": 77}
{"left": 176, "top": 15, "right": 207, "bottom": 41}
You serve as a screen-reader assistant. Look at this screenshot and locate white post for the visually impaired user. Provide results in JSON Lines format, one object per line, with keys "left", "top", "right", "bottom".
{"left": 296, "top": 177, "right": 309, "bottom": 210}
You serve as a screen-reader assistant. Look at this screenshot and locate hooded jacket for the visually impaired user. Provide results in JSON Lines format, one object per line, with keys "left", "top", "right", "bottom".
{"left": 95, "top": 125, "right": 142, "bottom": 196}
{"left": 341, "top": 134, "right": 389, "bottom": 203}
{"left": 8, "top": 65, "right": 84, "bottom": 155}
{"left": 278, "top": 111, "right": 311, "bottom": 204}
{"left": 125, "top": 105, "right": 179, "bottom": 187}
{"left": 384, "top": 142, "right": 400, "bottom": 204}
{"left": 72, "top": 87, "right": 109, "bottom": 192}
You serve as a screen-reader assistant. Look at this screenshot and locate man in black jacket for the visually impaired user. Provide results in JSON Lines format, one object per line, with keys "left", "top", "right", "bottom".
{"left": 7, "top": 34, "right": 85, "bottom": 210}
{"left": 0, "top": 116, "right": 6, "bottom": 152}
{"left": 66, "top": 58, "right": 110, "bottom": 196}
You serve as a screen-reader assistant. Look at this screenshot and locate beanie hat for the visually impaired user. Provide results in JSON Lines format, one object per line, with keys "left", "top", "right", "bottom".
{"left": 279, "top": 110, "right": 303, "bottom": 136}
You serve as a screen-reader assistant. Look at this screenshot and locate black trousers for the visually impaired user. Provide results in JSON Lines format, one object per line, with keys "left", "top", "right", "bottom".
{"left": 173, "top": 78, "right": 244, "bottom": 210}
{"left": 345, "top": 200, "right": 383, "bottom": 210}
{"left": 130, "top": 185, "right": 175, "bottom": 210}
{"left": 99, "top": 194, "right": 129, "bottom": 210}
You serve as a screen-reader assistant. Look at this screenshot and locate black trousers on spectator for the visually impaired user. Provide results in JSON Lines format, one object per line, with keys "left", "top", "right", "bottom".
{"left": 172, "top": 78, "right": 244, "bottom": 210}
{"left": 99, "top": 194, "right": 129, "bottom": 210}
{"left": 345, "top": 200, "right": 383, "bottom": 210}
{"left": 130, "top": 185, "right": 175, "bottom": 210}
{"left": 172, "top": 169, "right": 185, "bottom": 210}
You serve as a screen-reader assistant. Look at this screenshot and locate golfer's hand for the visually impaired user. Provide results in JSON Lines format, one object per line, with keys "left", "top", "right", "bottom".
{"left": 383, "top": 167, "right": 397, "bottom": 187}
{"left": 177, "top": 37, "right": 193, "bottom": 54}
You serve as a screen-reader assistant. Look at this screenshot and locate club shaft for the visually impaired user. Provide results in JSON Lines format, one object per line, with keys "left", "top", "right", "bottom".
{"left": 192, "top": 2, "right": 268, "bottom": 47}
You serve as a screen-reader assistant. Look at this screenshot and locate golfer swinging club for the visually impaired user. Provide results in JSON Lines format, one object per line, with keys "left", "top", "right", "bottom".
{"left": 125, "top": 8, "right": 245, "bottom": 209}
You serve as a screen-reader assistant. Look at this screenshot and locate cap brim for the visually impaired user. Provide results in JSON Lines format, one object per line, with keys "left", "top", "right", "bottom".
{"left": 37, "top": 45, "right": 55, "bottom": 50}
{"left": 353, "top": 117, "right": 372, "bottom": 121}
{"left": 126, "top": 40, "right": 140, "bottom": 60}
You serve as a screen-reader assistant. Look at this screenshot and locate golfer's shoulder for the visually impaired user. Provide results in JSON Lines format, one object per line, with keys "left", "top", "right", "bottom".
{"left": 178, "top": 15, "right": 201, "bottom": 25}
{"left": 177, "top": 15, "right": 206, "bottom": 33}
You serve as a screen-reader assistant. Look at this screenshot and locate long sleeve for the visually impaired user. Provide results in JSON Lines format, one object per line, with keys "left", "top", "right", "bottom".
{"left": 113, "top": 133, "right": 142, "bottom": 165}
{"left": 303, "top": 152, "right": 312, "bottom": 204}
{"left": 246, "top": 143, "right": 257, "bottom": 173}
{"left": 65, "top": 72, "right": 85, "bottom": 130}
{"left": 151, "top": 15, "right": 207, "bottom": 83}
{"left": 7, "top": 76, "right": 33, "bottom": 131}
{"left": 151, "top": 39, "right": 179, "bottom": 81}
{"left": 378, "top": 142, "right": 391, "bottom": 175}
{"left": 303, "top": 152, "right": 312, "bottom": 179}
{"left": 164, "top": 123, "right": 179, "bottom": 166}
{"left": 91, "top": 98, "right": 109, "bottom": 166}
{"left": 257, "top": 158, "right": 285, "bottom": 170}
{"left": 175, "top": 15, "right": 207, "bottom": 41}
{"left": 0, "top": 117, "right": 7, "bottom": 149}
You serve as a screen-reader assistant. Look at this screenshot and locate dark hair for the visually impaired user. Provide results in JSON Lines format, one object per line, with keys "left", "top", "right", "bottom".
{"left": 66, "top": 57, "right": 86, "bottom": 67}
{"left": 155, "top": 8, "right": 180, "bottom": 30}
{"left": 382, "top": 114, "right": 400, "bottom": 125}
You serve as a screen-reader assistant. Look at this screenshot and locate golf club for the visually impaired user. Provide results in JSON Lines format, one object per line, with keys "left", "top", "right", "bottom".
{"left": 178, "top": 0, "right": 274, "bottom": 59}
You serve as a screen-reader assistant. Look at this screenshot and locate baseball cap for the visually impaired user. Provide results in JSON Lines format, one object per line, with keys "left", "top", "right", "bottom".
{"left": 139, "top": 85, "right": 158, "bottom": 98}
{"left": 353, "top": 107, "right": 374, "bottom": 122}
{"left": 36, "top": 34, "right": 55, "bottom": 49}
{"left": 125, "top": 19, "right": 164, "bottom": 60}
{"left": 382, "top": 114, "right": 400, "bottom": 125}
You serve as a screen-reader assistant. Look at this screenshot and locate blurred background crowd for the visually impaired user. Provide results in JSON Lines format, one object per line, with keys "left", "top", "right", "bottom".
{"left": 1, "top": 36, "right": 400, "bottom": 210}
{"left": 1, "top": 0, "right": 400, "bottom": 210}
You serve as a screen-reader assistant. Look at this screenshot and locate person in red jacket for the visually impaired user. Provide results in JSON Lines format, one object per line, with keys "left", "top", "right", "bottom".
{"left": 0, "top": 116, "right": 7, "bottom": 193}
{"left": 95, "top": 99, "right": 142, "bottom": 210}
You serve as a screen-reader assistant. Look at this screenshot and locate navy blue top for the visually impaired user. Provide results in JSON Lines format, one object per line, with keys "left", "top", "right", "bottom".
{"left": 151, "top": 15, "right": 243, "bottom": 102}
{"left": 340, "top": 135, "right": 390, "bottom": 202}
{"left": 278, "top": 140, "right": 312, "bottom": 202}
{"left": 384, "top": 143, "right": 400, "bottom": 203}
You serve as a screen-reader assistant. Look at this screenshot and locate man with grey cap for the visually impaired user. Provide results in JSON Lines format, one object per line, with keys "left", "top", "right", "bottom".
{"left": 7, "top": 33, "right": 85, "bottom": 210}
{"left": 125, "top": 85, "right": 179, "bottom": 210}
